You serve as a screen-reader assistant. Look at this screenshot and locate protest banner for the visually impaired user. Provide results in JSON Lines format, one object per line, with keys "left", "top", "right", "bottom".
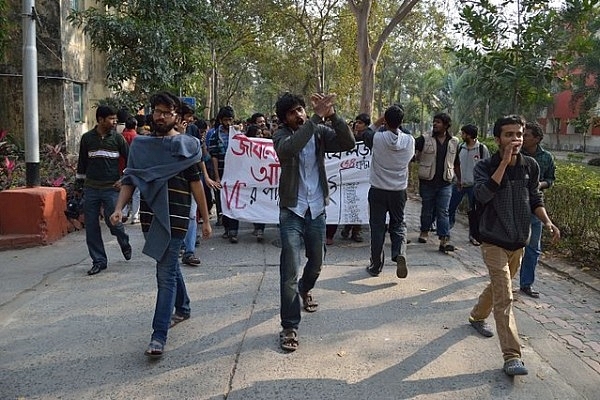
{"left": 220, "top": 129, "right": 372, "bottom": 224}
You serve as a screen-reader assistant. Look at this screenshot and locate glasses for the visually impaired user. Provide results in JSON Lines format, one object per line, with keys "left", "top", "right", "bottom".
{"left": 152, "top": 109, "right": 177, "bottom": 118}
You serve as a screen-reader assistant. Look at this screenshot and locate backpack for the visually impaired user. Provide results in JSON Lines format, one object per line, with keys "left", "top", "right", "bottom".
{"left": 459, "top": 142, "right": 485, "bottom": 160}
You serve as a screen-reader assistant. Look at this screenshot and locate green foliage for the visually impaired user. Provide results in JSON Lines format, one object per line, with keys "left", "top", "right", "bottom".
{"left": 567, "top": 153, "right": 585, "bottom": 162}
{"left": 545, "top": 162, "right": 600, "bottom": 265}
{"left": 67, "top": 1, "right": 225, "bottom": 101}
{"left": 588, "top": 158, "right": 600, "bottom": 167}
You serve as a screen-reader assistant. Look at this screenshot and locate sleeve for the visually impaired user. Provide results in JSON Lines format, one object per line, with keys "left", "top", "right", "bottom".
{"left": 183, "top": 163, "right": 201, "bottom": 182}
{"left": 415, "top": 135, "right": 424, "bottom": 152}
{"left": 76, "top": 134, "right": 87, "bottom": 180}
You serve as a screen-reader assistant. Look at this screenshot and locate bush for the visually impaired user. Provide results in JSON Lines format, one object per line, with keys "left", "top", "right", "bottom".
{"left": 587, "top": 158, "right": 600, "bottom": 166}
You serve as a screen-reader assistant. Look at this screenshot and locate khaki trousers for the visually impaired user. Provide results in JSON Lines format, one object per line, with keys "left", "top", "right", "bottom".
{"left": 471, "top": 243, "right": 524, "bottom": 361}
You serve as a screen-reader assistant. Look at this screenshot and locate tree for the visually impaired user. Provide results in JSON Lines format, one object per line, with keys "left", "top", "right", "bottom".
{"left": 68, "top": 1, "right": 225, "bottom": 103}
{"left": 347, "top": 0, "right": 421, "bottom": 115}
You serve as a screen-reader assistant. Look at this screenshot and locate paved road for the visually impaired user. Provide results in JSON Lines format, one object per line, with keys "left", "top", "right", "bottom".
{"left": 0, "top": 199, "right": 599, "bottom": 399}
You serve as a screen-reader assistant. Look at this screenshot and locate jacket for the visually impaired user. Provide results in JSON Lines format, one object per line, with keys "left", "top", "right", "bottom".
{"left": 417, "top": 134, "right": 459, "bottom": 182}
{"left": 273, "top": 113, "right": 355, "bottom": 208}
{"left": 474, "top": 153, "right": 543, "bottom": 250}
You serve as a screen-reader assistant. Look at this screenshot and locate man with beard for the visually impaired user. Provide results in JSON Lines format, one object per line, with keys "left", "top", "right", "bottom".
{"left": 415, "top": 112, "right": 459, "bottom": 253}
{"left": 273, "top": 92, "right": 355, "bottom": 352}
{"left": 468, "top": 115, "right": 560, "bottom": 376}
{"left": 110, "top": 91, "right": 212, "bottom": 358}
{"left": 76, "top": 105, "right": 132, "bottom": 276}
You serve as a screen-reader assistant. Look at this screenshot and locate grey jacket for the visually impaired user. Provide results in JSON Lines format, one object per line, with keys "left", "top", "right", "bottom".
{"left": 474, "top": 153, "right": 543, "bottom": 251}
{"left": 273, "top": 113, "right": 355, "bottom": 209}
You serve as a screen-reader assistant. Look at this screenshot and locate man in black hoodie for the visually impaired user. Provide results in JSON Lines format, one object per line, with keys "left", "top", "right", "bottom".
{"left": 468, "top": 115, "right": 560, "bottom": 377}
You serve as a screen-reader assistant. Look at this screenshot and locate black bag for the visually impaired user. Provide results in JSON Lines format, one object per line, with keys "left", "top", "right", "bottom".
{"left": 468, "top": 201, "right": 484, "bottom": 243}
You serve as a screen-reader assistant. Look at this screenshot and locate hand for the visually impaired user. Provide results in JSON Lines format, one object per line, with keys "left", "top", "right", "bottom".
{"left": 201, "top": 221, "right": 212, "bottom": 239}
{"left": 113, "top": 180, "right": 122, "bottom": 190}
{"left": 311, "top": 93, "right": 336, "bottom": 119}
{"left": 545, "top": 222, "right": 560, "bottom": 243}
{"left": 206, "top": 177, "right": 221, "bottom": 190}
{"left": 109, "top": 211, "right": 122, "bottom": 225}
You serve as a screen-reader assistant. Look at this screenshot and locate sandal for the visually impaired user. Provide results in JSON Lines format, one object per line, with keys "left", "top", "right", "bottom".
{"left": 300, "top": 291, "right": 318, "bottom": 313}
{"left": 469, "top": 236, "right": 481, "bottom": 246}
{"left": 145, "top": 340, "right": 164, "bottom": 359}
{"left": 169, "top": 313, "right": 190, "bottom": 328}
{"left": 279, "top": 328, "right": 299, "bottom": 352}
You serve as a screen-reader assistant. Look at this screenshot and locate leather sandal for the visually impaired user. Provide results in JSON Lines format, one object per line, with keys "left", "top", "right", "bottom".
{"left": 279, "top": 328, "right": 298, "bottom": 352}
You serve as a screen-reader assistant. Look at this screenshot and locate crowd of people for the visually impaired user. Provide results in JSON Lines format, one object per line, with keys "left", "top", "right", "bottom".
{"left": 73, "top": 90, "right": 560, "bottom": 377}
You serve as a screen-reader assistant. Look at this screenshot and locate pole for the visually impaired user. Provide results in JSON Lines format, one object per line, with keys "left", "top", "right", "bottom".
{"left": 23, "top": 1, "right": 40, "bottom": 187}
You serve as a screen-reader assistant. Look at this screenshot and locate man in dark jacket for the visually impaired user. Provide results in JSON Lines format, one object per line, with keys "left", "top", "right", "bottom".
{"left": 273, "top": 92, "right": 355, "bottom": 352}
{"left": 468, "top": 115, "right": 560, "bottom": 376}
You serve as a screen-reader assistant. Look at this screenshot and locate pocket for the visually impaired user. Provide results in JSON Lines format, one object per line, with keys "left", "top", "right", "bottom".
{"left": 418, "top": 162, "right": 433, "bottom": 179}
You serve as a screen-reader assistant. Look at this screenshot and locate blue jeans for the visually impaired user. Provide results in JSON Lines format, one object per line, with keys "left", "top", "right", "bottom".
{"left": 448, "top": 184, "right": 475, "bottom": 233}
{"left": 152, "top": 237, "right": 190, "bottom": 345}
{"left": 419, "top": 181, "right": 452, "bottom": 238}
{"left": 520, "top": 214, "right": 542, "bottom": 288}
{"left": 183, "top": 198, "right": 197, "bottom": 256}
{"left": 368, "top": 188, "right": 407, "bottom": 269}
{"left": 279, "top": 208, "right": 325, "bottom": 330}
{"left": 83, "top": 187, "right": 130, "bottom": 267}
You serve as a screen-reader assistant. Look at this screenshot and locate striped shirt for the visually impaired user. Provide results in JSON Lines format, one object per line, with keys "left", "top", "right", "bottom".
{"left": 76, "top": 127, "right": 129, "bottom": 189}
{"left": 139, "top": 165, "right": 201, "bottom": 238}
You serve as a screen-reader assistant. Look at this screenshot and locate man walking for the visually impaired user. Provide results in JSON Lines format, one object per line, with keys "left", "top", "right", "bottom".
{"left": 111, "top": 92, "right": 212, "bottom": 358}
{"left": 448, "top": 124, "right": 490, "bottom": 245}
{"left": 519, "top": 122, "right": 556, "bottom": 298}
{"left": 76, "top": 105, "right": 131, "bottom": 276}
{"left": 468, "top": 115, "right": 560, "bottom": 376}
{"left": 363, "top": 105, "right": 415, "bottom": 278}
{"left": 415, "top": 112, "right": 459, "bottom": 253}
{"left": 273, "top": 92, "right": 355, "bottom": 352}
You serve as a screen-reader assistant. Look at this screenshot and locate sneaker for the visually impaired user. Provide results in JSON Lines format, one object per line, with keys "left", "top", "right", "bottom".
{"left": 221, "top": 231, "right": 229, "bottom": 239}
{"left": 182, "top": 254, "right": 201, "bottom": 266}
{"left": 366, "top": 257, "right": 383, "bottom": 277}
{"left": 469, "top": 317, "right": 494, "bottom": 337}
{"left": 351, "top": 233, "right": 364, "bottom": 242}
{"left": 503, "top": 358, "right": 528, "bottom": 376}
{"left": 121, "top": 244, "right": 132, "bottom": 260}
{"left": 340, "top": 227, "right": 351, "bottom": 239}
{"left": 229, "top": 235, "right": 238, "bottom": 244}
{"left": 395, "top": 255, "right": 408, "bottom": 279}
{"left": 256, "top": 229, "right": 264, "bottom": 243}
{"left": 418, "top": 231, "right": 428, "bottom": 243}
{"left": 520, "top": 286, "right": 540, "bottom": 298}
{"left": 439, "top": 236, "right": 455, "bottom": 253}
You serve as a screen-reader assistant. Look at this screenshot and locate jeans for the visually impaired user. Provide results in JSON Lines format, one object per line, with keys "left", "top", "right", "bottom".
{"left": 520, "top": 214, "right": 542, "bottom": 288}
{"left": 152, "top": 237, "right": 190, "bottom": 345}
{"left": 448, "top": 184, "right": 475, "bottom": 233}
{"left": 183, "top": 198, "right": 197, "bottom": 256}
{"left": 279, "top": 208, "right": 325, "bottom": 330}
{"left": 419, "top": 181, "right": 452, "bottom": 238}
{"left": 83, "top": 187, "right": 130, "bottom": 267}
{"left": 368, "top": 188, "right": 407, "bottom": 269}
{"left": 471, "top": 243, "right": 524, "bottom": 361}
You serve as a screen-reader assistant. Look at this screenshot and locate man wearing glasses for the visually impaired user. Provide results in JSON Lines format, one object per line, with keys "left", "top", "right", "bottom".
{"left": 111, "top": 91, "right": 212, "bottom": 358}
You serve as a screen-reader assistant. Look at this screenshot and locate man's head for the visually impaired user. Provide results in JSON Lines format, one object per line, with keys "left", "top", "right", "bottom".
{"left": 354, "top": 113, "right": 371, "bottom": 133}
{"left": 217, "top": 106, "right": 235, "bottom": 129}
{"left": 432, "top": 112, "right": 451, "bottom": 136}
{"left": 125, "top": 117, "right": 137, "bottom": 130}
{"left": 180, "top": 103, "right": 196, "bottom": 124}
{"left": 276, "top": 93, "right": 307, "bottom": 131}
{"left": 117, "top": 107, "right": 130, "bottom": 124}
{"left": 460, "top": 124, "right": 478, "bottom": 141}
{"left": 493, "top": 115, "right": 525, "bottom": 155}
{"left": 96, "top": 105, "right": 117, "bottom": 133}
{"left": 149, "top": 91, "right": 181, "bottom": 136}
{"left": 523, "top": 121, "right": 543, "bottom": 150}
{"left": 384, "top": 106, "right": 404, "bottom": 130}
{"left": 250, "top": 112, "right": 267, "bottom": 128}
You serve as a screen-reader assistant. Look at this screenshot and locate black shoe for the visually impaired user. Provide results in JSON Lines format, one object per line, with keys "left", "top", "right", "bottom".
{"left": 395, "top": 255, "right": 408, "bottom": 279}
{"left": 87, "top": 264, "right": 107, "bottom": 276}
{"left": 121, "top": 244, "right": 132, "bottom": 260}
{"left": 520, "top": 286, "right": 540, "bottom": 298}
{"left": 469, "top": 317, "right": 494, "bottom": 337}
{"left": 366, "top": 258, "right": 383, "bottom": 277}
{"left": 229, "top": 235, "right": 238, "bottom": 244}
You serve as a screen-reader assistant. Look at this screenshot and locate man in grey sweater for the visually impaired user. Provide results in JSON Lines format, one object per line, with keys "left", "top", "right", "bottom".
{"left": 468, "top": 115, "right": 560, "bottom": 376}
{"left": 362, "top": 105, "right": 415, "bottom": 278}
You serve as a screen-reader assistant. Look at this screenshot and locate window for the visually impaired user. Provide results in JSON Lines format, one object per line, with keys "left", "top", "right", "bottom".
{"left": 70, "top": 0, "right": 80, "bottom": 11}
{"left": 73, "top": 83, "right": 83, "bottom": 122}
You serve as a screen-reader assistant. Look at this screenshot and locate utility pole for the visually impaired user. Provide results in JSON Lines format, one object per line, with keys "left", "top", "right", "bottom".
{"left": 22, "top": 1, "right": 40, "bottom": 187}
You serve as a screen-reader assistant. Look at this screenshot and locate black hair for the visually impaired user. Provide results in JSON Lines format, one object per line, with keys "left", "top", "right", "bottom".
{"left": 180, "top": 102, "right": 196, "bottom": 116}
{"left": 135, "top": 115, "right": 146, "bottom": 127}
{"left": 217, "top": 106, "right": 235, "bottom": 120}
{"left": 526, "top": 121, "right": 544, "bottom": 139}
{"left": 194, "top": 119, "right": 208, "bottom": 130}
{"left": 125, "top": 117, "right": 137, "bottom": 130}
{"left": 275, "top": 93, "right": 305, "bottom": 124}
{"left": 149, "top": 91, "right": 181, "bottom": 112}
{"left": 117, "top": 107, "right": 130, "bottom": 124}
{"left": 384, "top": 106, "right": 404, "bottom": 129}
{"left": 96, "top": 105, "right": 117, "bottom": 122}
{"left": 355, "top": 113, "right": 371, "bottom": 126}
{"left": 492, "top": 115, "right": 526, "bottom": 137}
{"left": 246, "top": 124, "right": 260, "bottom": 138}
{"left": 433, "top": 112, "right": 451, "bottom": 128}
{"left": 250, "top": 112, "right": 265, "bottom": 124}
{"left": 461, "top": 124, "right": 478, "bottom": 139}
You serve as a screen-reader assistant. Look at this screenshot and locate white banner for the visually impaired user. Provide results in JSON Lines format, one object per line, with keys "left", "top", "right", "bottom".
{"left": 220, "top": 129, "right": 372, "bottom": 224}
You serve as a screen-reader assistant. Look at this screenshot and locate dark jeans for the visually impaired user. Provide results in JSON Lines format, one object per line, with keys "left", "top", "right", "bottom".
{"left": 83, "top": 187, "right": 129, "bottom": 267}
{"left": 279, "top": 208, "right": 325, "bottom": 330}
{"left": 368, "top": 187, "right": 408, "bottom": 268}
{"left": 448, "top": 184, "right": 475, "bottom": 235}
{"left": 419, "top": 181, "right": 452, "bottom": 238}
